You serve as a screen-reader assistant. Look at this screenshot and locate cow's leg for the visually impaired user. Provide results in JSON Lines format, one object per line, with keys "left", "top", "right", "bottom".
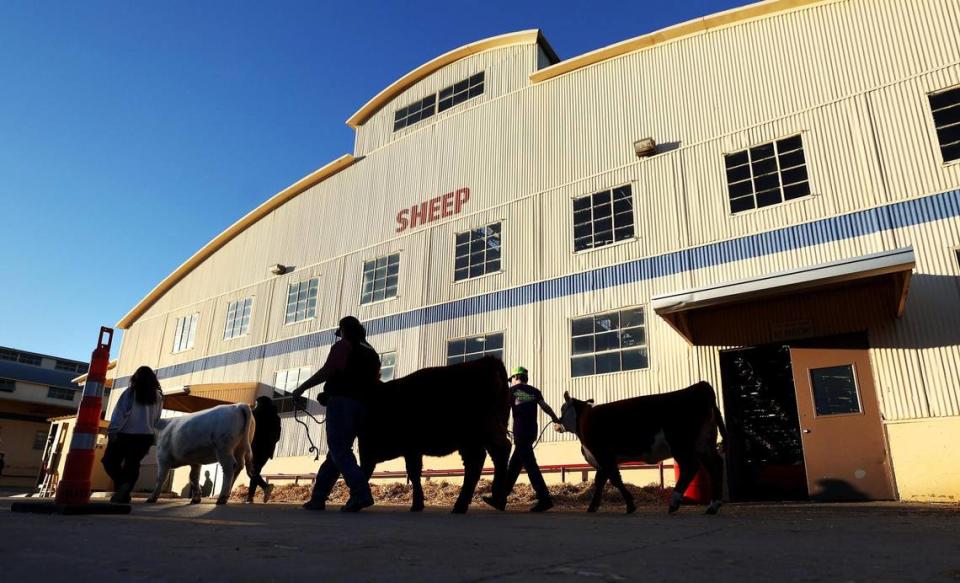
{"left": 485, "top": 438, "right": 510, "bottom": 506}
{"left": 405, "top": 455, "right": 425, "bottom": 512}
{"left": 606, "top": 463, "right": 636, "bottom": 514}
{"left": 188, "top": 464, "right": 202, "bottom": 504}
{"left": 587, "top": 467, "right": 609, "bottom": 513}
{"left": 698, "top": 449, "right": 725, "bottom": 515}
{"left": 452, "top": 447, "right": 485, "bottom": 514}
{"left": 146, "top": 461, "right": 170, "bottom": 503}
{"left": 216, "top": 449, "right": 236, "bottom": 505}
{"left": 670, "top": 451, "right": 700, "bottom": 514}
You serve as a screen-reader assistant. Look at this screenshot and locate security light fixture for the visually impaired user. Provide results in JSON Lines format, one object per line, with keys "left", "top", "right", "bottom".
{"left": 634, "top": 138, "right": 657, "bottom": 158}
{"left": 270, "top": 264, "right": 289, "bottom": 275}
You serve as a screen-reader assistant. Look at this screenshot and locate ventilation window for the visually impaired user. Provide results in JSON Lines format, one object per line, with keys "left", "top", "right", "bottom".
{"left": 573, "top": 185, "right": 635, "bottom": 252}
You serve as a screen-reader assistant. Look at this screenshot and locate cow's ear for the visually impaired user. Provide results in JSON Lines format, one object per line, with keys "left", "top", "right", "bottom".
{"left": 563, "top": 390, "right": 571, "bottom": 402}
{"left": 586, "top": 398, "right": 595, "bottom": 405}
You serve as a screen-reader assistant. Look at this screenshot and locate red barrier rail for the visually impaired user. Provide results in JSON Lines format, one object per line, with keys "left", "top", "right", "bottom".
{"left": 263, "top": 461, "right": 672, "bottom": 489}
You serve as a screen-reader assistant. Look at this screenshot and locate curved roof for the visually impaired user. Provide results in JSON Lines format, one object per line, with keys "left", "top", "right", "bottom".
{"left": 530, "top": 0, "right": 829, "bottom": 82}
{"left": 346, "top": 29, "right": 558, "bottom": 128}
{"left": 116, "top": 154, "right": 356, "bottom": 329}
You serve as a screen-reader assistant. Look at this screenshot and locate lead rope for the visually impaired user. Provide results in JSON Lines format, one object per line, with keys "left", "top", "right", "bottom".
{"left": 292, "top": 396, "right": 325, "bottom": 462}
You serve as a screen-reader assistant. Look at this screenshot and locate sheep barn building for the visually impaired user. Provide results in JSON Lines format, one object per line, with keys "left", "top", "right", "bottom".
{"left": 98, "top": 0, "right": 960, "bottom": 502}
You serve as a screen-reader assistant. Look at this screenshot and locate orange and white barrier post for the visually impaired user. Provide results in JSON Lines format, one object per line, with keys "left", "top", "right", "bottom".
{"left": 55, "top": 327, "right": 113, "bottom": 505}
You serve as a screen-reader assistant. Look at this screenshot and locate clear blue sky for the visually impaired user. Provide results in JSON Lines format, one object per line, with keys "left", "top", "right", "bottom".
{"left": 0, "top": 0, "right": 747, "bottom": 362}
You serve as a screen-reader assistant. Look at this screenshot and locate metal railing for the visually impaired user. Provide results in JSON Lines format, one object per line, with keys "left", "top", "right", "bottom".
{"left": 262, "top": 461, "right": 671, "bottom": 489}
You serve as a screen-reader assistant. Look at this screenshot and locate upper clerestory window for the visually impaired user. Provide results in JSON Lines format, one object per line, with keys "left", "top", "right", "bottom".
{"left": 392, "top": 72, "right": 485, "bottom": 132}
{"left": 438, "top": 72, "right": 484, "bottom": 113}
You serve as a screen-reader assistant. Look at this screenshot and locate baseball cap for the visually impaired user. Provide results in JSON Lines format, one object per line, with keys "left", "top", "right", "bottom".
{"left": 510, "top": 366, "right": 529, "bottom": 378}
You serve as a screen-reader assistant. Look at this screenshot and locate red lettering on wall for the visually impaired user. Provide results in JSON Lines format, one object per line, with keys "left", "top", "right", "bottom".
{"left": 394, "top": 186, "right": 471, "bottom": 233}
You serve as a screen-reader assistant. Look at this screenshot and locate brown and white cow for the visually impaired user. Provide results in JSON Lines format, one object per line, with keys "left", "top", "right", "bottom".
{"left": 557, "top": 381, "right": 727, "bottom": 514}
{"left": 146, "top": 403, "right": 256, "bottom": 505}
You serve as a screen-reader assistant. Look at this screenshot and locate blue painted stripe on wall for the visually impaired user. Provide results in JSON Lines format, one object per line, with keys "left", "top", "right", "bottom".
{"left": 114, "top": 188, "right": 960, "bottom": 389}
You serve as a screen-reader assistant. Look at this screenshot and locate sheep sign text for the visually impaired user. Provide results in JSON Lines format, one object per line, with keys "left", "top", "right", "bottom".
{"left": 396, "top": 187, "right": 470, "bottom": 233}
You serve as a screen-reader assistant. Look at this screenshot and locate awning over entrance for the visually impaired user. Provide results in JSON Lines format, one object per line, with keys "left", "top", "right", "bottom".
{"left": 651, "top": 247, "right": 915, "bottom": 346}
{"left": 162, "top": 382, "right": 264, "bottom": 413}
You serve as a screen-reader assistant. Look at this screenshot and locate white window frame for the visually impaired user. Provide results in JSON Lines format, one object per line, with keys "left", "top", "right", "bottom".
{"left": 438, "top": 72, "right": 485, "bottom": 113}
{"left": 380, "top": 351, "right": 398, "bottom": 382}
{"left": 454, "top": 222, "right": 503, "bottom": 282}
{"left": 572, "top": 184, "right": 636, "bottom": 253}
{"left": 446, "top": 333, "right": 504, "bottom": 366}
{"left": 172, "top": 313, "right": 199, "bottom": 353}
{"left": 360, "top": 254, "right": 400, "bottom": 305}
{"left": 223, "top": 297, "right": 254, "bottom": 340}
{"left": 724, "top": 134, "right": 811, "bottom": 214}
{"left": 569, "top": 306, "right": 649, "bottom": 378}
{"left": 47, "top": 386, "right": 76, "bottom": 401}
{"left": 284, "top": 278, "right": 319, "bottom": 325}
{"left": 273, "top": 366, "right": 313, "bottom": 414}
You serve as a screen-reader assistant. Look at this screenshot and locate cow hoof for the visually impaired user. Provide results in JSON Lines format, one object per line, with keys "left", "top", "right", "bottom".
{"left": 145, "top": 497, "right": 158, "bottom": 504}
{"left": 451, "top": 504, "right": 469, "bottom": 514}
{"left": 410, "top": 503, "right": 425, "bottom": 513}
{"left": 625, "top": 505, "right": 637, "bottom": 514}
{"left": 586, "top": 506, "right": 598, "bottom": 513}
{"left": 216, "top": 498, "right": 228, "bottom": 506}
{"left": 705, "top": 501, "right": 722, "bottom": 515}
{"left": 190, "top": 498, "right": 201, "bottom": 505}
{"left": 668, "top": 503, "right": 680, "bottom": 514}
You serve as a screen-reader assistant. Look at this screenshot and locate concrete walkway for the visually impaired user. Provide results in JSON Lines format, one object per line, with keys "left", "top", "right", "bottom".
{"left": 3, "top": 499, "right": 958, "bottom": 582}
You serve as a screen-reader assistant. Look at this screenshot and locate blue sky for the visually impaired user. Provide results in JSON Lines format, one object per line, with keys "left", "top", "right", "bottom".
{"left": 0, "top": 0, "right": 748, "bottom": 361}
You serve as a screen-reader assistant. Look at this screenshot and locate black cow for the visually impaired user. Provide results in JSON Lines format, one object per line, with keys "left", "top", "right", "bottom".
{"left": 558, "top": 381, "right": 727, "bottom": 514}
{"left": 358, "top": 356, "right": 511, "bottom": 514}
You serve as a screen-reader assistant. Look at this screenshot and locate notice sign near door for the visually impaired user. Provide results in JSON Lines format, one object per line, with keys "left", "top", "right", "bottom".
{"left": 771, "top": 319, "right": 813, "bottom": 341}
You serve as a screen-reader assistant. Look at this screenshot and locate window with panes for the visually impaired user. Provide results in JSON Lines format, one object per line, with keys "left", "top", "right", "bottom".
{"left": 285, "top": 279, "right": 318, "bottom": 324}
{"left": 573, "top": 185, "right": 635, "bottom": 252}
{"left": 570, "top": 307, "right": 648, "bottom": 377}
{"left": 273, "top": 366, "right": 313, "bottom": 414}
{"left": 361, "top": 254, "right": 400, "bottom": 304}
{"left": 929, "top": 86, "right": 960, "bottom": 163}
{"left": 724, "top": 135, "right": 810, "bottom": 213}
{"left": 455, "top": 223, "right": 501, "bottom": 281}
{"left": 447, "top": 334, "right": 503, "bottom": 365}
{"left": 33, "top": 430, "right": 48, "bottom": 450}
{"left": 394, "top": 94, "right": 437, "bottom": 131}
{"left": 223, "top": 297, "right": 254, "bottom": 339}
{"left": 438, "top": 72, "right": 484, "bottom": 112}
{"left": 172, "top": 313, "right": 199, "bottom": 353}
{"left": 0, "top": 378, "right": 14, "bottom": 392}
{"left": 47, "top": 386, "right": 76, "bottom": 401}
{"left": 380, "top": 352, "right": 398, "bottom": 382}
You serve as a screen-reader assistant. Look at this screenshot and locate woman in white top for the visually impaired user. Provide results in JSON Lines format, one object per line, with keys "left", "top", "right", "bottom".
{"left": 102, "top": 366, "right": 164, "bottom": 503}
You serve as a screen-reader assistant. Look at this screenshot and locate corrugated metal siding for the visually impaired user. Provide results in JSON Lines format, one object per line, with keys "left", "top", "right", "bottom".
{"left": 115, "top": 0, "right": 960, "bottom": 446}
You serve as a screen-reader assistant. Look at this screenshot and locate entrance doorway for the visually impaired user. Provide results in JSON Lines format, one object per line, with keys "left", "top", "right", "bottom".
{"left": 720, "top": 334, "right": 894, "bottom": 501}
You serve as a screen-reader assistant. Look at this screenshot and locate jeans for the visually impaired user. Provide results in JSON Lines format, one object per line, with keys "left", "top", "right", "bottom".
{"left": 102, "top": 433, "right": 155, "bottom": 492}
{"left": 505, "top": 439, "right": 550, "bottom": 501}
{"left": 309, "top": 396, "right": 372, "bottom": 503}
{"left": 248, "top": 454, "right": 270, "bottom": 497}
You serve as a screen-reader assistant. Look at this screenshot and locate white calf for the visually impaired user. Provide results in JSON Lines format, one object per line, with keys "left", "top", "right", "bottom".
{"left": 146, "top": 403, "right": 255, "bottom": 505}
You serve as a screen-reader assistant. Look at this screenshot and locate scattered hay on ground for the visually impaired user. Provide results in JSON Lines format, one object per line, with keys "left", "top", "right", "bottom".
{"left": 231, "top": 479, "right": 672, "bottom": 509}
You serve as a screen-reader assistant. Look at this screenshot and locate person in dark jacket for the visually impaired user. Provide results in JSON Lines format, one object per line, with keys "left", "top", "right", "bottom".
{"left": 102, "top": 366, "right": 164, "bottom": 503}
{"left": 293, "top": 316, "right": 381, "bottom": 513}
{"left": 246, "top": 396, "right": 282, "bottom": 503}
{"left": 484, "top": 366, "right": 560, "bottom": 512}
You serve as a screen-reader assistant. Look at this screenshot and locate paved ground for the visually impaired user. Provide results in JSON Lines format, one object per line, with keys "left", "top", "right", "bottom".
{"left": 3, "top": 498, "right": 959, "bottom": 582}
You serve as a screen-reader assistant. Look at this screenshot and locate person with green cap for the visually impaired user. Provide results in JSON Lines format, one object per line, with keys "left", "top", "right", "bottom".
{"left": 484, "top": 366, "right": 560, "bottom": 512}
{"left": 293, "top": 316, "right": 381, "bottom": 512}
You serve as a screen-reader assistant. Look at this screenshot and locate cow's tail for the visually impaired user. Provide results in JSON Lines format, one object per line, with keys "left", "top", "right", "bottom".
{"left": 704, "top": 381, "right": 728, "bottom": 453}
{"left": 242, "top": 404, "right": 256, "bottom": 478}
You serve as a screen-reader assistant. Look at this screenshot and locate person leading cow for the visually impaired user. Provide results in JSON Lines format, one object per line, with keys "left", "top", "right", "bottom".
{"left": 484, "top": 366, "right": 560, "bottom": 513}
{"left": 294, "top": 316, "right": 381, "bottom": 513}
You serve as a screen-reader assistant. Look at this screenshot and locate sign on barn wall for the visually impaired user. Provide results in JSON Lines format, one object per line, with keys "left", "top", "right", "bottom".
{"left": 396, "top": 187, "right": 470, "bottom": 233}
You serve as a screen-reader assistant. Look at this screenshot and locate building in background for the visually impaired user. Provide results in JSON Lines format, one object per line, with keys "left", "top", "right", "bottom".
{"left": 105, "top": 0, "right": 960, "bottom": 502}
{"left": 0, "top": 347, "right": 88, "bottom": 488}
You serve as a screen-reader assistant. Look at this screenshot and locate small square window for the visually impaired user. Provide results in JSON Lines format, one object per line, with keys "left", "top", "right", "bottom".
{"left": 929, "top": 86, "right": 960, "bottom": 163}
{"left": 810, "top": 365, "right": 861, "bottom": 416}
{"left": 454, "top": 222, "right": 502, "bottom": 281}
{"left": 724, "top": 135, "right": 810, "bottom": 213}
{"left": 569, "top": 307, "right": 649, "bottom": 377}
{"left": 572, "top": 185, "right": 635, "bottom": 252}
{"left": 446, "top": 333, "right": 503, "bottom": 366}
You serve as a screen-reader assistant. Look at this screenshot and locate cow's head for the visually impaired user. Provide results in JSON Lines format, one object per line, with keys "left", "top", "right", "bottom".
{"left": 557, "top": 391, "right": 594, "bottom": 435}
